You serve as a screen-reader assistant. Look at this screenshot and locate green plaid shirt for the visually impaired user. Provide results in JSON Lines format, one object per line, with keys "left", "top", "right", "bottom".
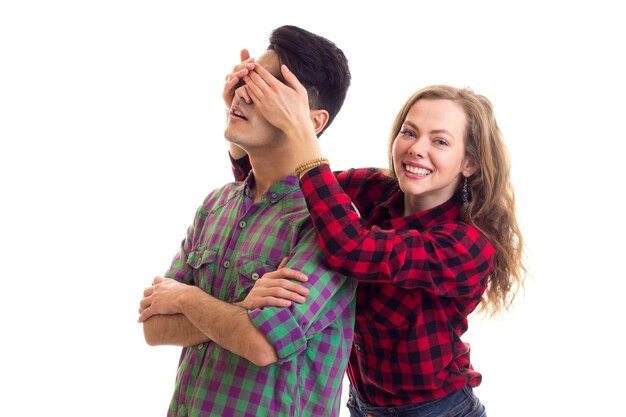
{"left": 164, "top": 172, "right": 357, "bottom": 416}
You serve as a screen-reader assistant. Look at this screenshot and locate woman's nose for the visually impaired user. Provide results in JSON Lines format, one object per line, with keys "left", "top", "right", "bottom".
{"left": 408, "top": 140, "right": 426, "bottom": 158}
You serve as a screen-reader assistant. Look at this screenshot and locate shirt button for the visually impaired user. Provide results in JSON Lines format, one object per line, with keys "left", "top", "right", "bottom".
{"left": 197, "top": 343, "right": 204, "bottom": 350}
{"left": 251, "top": 272, "right": 260, "bottom": 280}
{"left": 223, "top": 260, "right": 230, "bottom": 268}
{"left": 271, "top": 193, "right": 278, "bottom": 199}
{"left": 355, "top": 343, "right": 362, "bottom": 352}
{"left": 239, "top": 220, "right": 247, "bottom": 228}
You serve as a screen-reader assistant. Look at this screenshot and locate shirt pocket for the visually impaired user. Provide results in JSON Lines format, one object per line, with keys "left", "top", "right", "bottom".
{"left": 232, "top": 256, "right": 280, "bottom": 303}
{"left": 186, "top": 247, "right": 218, "bottom": 292}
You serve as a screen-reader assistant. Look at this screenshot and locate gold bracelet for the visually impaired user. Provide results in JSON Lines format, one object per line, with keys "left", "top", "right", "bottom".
{"left": 294, "top": 157, "right": 329, "bottom": 177}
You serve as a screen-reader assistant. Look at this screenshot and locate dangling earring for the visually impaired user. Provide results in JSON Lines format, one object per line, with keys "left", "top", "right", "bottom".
{"left": 461, "top": 176, "right": 470, "bottom": 205}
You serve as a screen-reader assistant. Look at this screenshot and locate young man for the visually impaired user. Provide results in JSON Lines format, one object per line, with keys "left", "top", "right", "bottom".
{"left": 137, "top": 25, "right": 356, "bottom": 416}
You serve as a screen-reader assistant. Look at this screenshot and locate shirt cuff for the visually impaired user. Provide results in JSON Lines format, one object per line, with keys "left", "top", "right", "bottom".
{"left": 249, "top": 307, "right": 307, "bottom": 363}
{"left": 299, "top": 163, "right": 337, "bottom": 208}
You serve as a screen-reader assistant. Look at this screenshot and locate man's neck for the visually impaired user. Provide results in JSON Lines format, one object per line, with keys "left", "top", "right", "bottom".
{"left": 248, "top": 152, "right": 296, "bottom": 203}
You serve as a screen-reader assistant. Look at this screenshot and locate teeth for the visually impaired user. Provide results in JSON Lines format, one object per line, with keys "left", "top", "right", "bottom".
{"left": 232, "top": 109, "right": 245, "bottom": 118}
{"left": 405, "top": 165, "right": 431, "bottom": 176}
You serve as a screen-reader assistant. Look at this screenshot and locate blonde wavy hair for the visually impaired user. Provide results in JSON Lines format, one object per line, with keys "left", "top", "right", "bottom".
{"left": 387, "top": 85, "right": 526, "bottom": 315}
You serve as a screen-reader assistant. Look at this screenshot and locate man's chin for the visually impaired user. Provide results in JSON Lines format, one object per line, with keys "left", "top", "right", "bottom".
{"left": 223, "top": 130, "right": 239, "bottom": 144}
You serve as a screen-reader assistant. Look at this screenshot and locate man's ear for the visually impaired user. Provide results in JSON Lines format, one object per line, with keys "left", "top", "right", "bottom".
{"left": 310, "top": 109, "right": 329, "bottom": 136}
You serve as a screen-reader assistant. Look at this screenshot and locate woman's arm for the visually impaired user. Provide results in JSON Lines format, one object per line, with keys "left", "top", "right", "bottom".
{"left": 229, "top": 150, "right": 388, "bottom": 219}
{"left": 239, "top": 63, "right": 495, "bottom": 295}
{"left": 300, "top": 165, "right": 496, "bottom": 297}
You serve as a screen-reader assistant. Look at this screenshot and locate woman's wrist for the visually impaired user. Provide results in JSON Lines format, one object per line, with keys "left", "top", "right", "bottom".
{"left": 286, "top": 120, "right": 324, "bottom": 165}
{"left": 295, "top": 157, "right": 329, "bottom": 178}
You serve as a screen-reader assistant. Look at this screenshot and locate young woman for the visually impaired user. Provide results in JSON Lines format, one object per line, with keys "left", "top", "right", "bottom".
{"left": 228, "top": 61, "right": 525, "bottom": 416}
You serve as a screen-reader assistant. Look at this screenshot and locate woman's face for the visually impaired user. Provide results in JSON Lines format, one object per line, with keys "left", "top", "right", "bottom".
{"left": 392, "top": 98, "right": 475, "bottom": 215}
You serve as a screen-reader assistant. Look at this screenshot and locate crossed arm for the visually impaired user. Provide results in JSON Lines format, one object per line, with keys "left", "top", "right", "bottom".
{"left": 138, "top": 261, "right": 309, "bottom": 366}
{"left": 139, "top": 278, "right": 274, "bottom": 366}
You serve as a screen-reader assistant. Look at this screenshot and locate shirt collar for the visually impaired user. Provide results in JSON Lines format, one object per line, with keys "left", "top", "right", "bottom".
{"left": 381, "top": 191, "right": 463, "bottom": 231}
{"left": 242, "top": 171, "right": 301, "bottom": 204}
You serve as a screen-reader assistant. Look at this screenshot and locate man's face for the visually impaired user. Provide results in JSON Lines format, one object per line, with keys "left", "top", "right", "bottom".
{"left": 224, "top": 49, "right": 285, "bottom": 151}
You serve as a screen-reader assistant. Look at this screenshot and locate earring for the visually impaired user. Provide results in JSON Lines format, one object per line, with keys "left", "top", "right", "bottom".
{"left": 461, "top": 177, "right": 469, "bottom": 205}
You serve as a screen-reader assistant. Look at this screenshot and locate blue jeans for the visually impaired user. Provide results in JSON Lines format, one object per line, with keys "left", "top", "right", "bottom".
{"left": 347, "top": 385, "right": 486, "bottom": 417}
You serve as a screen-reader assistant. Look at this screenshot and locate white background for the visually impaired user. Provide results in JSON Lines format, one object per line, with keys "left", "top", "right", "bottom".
{"left": 1, "top": 1, "right": 624, "bottom": 416}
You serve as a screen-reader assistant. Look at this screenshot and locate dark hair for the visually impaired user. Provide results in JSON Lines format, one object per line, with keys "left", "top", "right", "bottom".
{"left": 268, "top": 25, "right": 351, "bottom": 136}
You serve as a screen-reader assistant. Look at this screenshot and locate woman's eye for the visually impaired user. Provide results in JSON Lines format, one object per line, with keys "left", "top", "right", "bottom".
{"left": 400, "top": 129, "right": 416, "bottom": 138}
{"left": 434, "top": 139, "right": 449, "bottom": 146}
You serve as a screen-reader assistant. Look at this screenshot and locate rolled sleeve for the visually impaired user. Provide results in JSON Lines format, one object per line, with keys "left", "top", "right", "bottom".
{"left": 249, "top": 307, "right": 308, "bottom": 363}
{"left": 249, "top": 226, "right": 357, "bottom": 364}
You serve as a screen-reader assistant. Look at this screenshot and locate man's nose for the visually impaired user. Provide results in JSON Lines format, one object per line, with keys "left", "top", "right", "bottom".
{"left": 235, "top": 84, "right": 249, "bottom": 104}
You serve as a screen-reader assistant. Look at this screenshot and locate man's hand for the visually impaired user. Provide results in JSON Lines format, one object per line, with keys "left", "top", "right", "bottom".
{"left": 138, "top": 276, "right": 197, "bottom": 323}
{"left": 236, "top": 258, "right": 310, "bottom": 310}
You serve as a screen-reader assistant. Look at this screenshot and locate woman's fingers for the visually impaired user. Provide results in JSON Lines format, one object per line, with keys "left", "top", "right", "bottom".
{"left": 268, "top": 267, "right": 308, "bottom": 281}
{"left": 255, "top": 286, "right": 307, "bottom": 304}
{"left": 257, "top": 274, "right": 309, "bottom": 297}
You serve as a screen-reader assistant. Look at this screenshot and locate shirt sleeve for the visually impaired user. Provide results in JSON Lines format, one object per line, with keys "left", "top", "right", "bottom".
{"left": 300, "top": 165, "right": 495, "bottom": 297}
{"left": 248, "top": 225, "right": 357, "bottom": 363}
{"left": 163, "top": 202, "right": 212, "bottom": 285}
{"left": 332, "top": 167, "right": 394, "bottom": 221}
{"left": 164, "top": 232, "right": 194, "bottom": 286}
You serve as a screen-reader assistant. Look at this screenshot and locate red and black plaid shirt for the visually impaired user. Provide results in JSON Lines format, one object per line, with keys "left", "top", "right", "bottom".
{"left": 232, "top": 157, "right": 496, "bottom": 406}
